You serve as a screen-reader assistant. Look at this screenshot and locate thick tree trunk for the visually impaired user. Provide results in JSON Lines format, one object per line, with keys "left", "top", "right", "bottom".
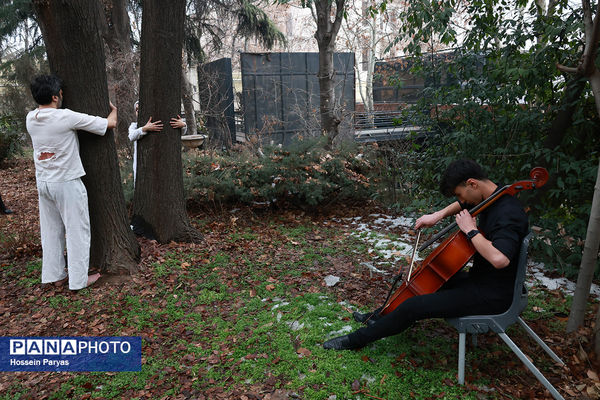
{"left": 101, "top": 0, "right": 139, "bottom": 149}
{"left": 133, "top": 0, "right": 201, "bottom": 243}
{"left": 314, "top": 0, "right": 345, "bottom": 148}
{"left": 33, "top": 0, "right": 140, "bottom": 274}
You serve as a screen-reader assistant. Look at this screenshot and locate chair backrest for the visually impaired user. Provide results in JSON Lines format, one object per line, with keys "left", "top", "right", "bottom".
{"left": 447, "top": 232, "right": 532, "bottom": 334}
{"left": 501, "top": 232, "right": 532, "bottom": 322}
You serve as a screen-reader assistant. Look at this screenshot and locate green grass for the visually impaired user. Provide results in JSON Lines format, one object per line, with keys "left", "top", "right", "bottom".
{"left": 3, "top": 221, "right": 567, "bottom": 399}
{"left": 4, "top": 284, "right": 481, "bottom": 399}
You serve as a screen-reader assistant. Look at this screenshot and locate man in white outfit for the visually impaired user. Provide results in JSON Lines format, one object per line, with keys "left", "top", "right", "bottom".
{"left": 26, "top": 75, "right": 116, "bottom": 290}
{"left": 128, "top": 101, "right": 186, "bottom": 183}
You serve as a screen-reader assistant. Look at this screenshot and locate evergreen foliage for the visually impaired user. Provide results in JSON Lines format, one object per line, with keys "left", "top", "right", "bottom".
{"left": 236, "top": 0, "right": 286, "bottom": 49}
{"left": 182, "top": 138, "right": 375, "bottom": 208}
{"left": 0, "top": 115, "right": 24, "bottom": 163}
{"left": 384, "top": 0, "right": 600, "bottom": 276}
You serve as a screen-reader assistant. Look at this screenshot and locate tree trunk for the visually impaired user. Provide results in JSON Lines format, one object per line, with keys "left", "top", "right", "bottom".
{"left": 589, "top": 70, "right": 600, "bottom": 355}
{"left": 567, "top": 156, "right": 600, "bottom": 333}
{"left": 527, "top": 74, "right": 587, "bottom": 208}
{"left": 365, "top": 14, "right": 376, "bottom": 116}
{"left": 100, "top": 0, "right": 139, "bottom": 149}
{"left": 181, "top": 61, "right": 198, "bottom": 136}
{"left": 133, "top": 0, "right": 201, "bottom": 243}
{"left": 544, "top": 75, "right": 587, "bottom": 150}
{"left": 32, "top": 0, "right": 140, "bottom": 274}
{"left": 314, "top": 0, "right": 345, "bottom": 148}
{"left": 559, "top": 0, "right": 600, "bottom": 343}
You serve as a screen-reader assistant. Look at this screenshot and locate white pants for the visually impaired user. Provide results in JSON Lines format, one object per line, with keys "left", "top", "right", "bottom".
{"left": 37, "top": 178, "right": 90, "bottom": 290}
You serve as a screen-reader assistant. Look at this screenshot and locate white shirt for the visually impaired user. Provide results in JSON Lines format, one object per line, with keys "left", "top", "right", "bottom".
{"left": 26, "top": 108, "right": 108, "bottom": 182}
{"left": 128, "top": 122, "right": 144, "bottom": 183}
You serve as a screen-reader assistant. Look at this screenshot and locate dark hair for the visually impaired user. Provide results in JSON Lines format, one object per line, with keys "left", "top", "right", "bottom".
{"left": 30, "top": 75, "right": 62, "bottom": 105}
{"left": 439, "top": 159, "right": 488, "bottom": 197}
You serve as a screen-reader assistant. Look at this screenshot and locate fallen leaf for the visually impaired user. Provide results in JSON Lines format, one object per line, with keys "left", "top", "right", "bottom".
{"left": 297, "top": 348, "right": 311, "bottom": 357}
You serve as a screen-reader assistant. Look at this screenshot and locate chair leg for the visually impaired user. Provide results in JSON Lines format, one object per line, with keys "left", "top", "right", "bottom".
{"left": 458, "top": 332, "right": 466, "bottom": 385}
{"left": 498, "top": 332, "right": 565, "bottom": 400}
{"left": 518, "top": 317, "right": 565, "bottom": 365}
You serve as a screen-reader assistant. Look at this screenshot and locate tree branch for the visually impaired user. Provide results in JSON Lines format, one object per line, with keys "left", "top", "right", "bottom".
{"left": 556, "top": 63, "right": 579, "bottom": 74}
{"left": 331, "top": 0, "right": 345, "bottom": 39}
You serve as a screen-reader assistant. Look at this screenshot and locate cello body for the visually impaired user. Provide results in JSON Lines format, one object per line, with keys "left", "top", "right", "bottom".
{"left": 381, "top": 230, "right": 475, "bottom": 315}
{"left": 379, "top": 167, "right": 549, "bottom": 316}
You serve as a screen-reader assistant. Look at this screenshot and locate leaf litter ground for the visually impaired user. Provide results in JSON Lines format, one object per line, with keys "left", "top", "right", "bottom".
{"left": 1, "top": 157, "right": 599, "bottom": 399}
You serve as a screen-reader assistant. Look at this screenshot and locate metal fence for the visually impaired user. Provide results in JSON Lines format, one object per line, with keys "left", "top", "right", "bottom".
{"left": 240, "top": 52, "right": 355, "bottom": 145}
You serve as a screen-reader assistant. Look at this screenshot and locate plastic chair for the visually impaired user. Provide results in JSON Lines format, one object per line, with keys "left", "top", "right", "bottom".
{"left": 446, "top": 233, "right": 565, "bottom": 400}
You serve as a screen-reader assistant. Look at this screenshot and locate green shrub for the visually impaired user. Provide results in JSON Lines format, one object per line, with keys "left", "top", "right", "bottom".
{"left": 0, "top": 115, "right": 24, "bottom": 163}
{"left": 183, "top": 137, "right": 376, "bottom": 208}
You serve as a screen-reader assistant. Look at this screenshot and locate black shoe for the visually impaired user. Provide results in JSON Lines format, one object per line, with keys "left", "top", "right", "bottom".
{"left": 353, "top": 310, "right": 380, "bottom": 324}
{"left": 323, "top": 334, "right": 357, "bottom": 350}
{"left": 1, "top": 209, "right": 12, "bottom": 215}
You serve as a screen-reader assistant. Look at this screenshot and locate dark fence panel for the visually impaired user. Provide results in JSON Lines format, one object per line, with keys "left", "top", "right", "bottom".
{"left": 197, "top": 58, "right": 236, "bottom": 148}
{"left": 241, "top": 52, "right": 355, "bottom": 145}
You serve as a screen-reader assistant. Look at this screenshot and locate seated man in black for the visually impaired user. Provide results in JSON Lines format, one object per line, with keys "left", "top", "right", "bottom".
{"left": 323, "top": 159, "right": 529, "bottom": 350}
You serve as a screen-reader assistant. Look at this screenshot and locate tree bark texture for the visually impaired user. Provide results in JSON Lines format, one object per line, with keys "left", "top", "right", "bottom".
{"left": 560, "top": 0, "right": 600, "bottom": 342}
{"left": 314, "top": 0, "right": 345, "bottom": 148}
{"left": 101, "top": 0, "right": 139, "bottom": 149}
{"left": 567, "top": 157, "right": 600, "bottom": 333}
{"left": 32, "top": 0, "right": 140, "bottom": 274}
{"left": 133, "top": 0, "right": 201, "bottom": 243}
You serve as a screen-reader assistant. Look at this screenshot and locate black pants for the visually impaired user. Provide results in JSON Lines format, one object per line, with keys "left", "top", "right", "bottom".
{"left": 348, "top": 271, "right": 513, "bottom": 347}
{"left": 0, "top": 193, "right": 7, "bottom": 212}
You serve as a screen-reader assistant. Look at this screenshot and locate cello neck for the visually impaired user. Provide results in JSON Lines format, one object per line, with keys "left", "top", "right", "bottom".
{"left": 417, "top": 167, "right": 549, "bottom": 252}
{"left": 417, "top": 185, "right": 509, "bottom": 252}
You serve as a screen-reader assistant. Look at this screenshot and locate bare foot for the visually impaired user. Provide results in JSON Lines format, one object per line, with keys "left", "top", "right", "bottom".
{"left": 53, "top": 277, "right": 68, "bottom": 287}
{"left": 87, "top": 273, "right": 101, "bottom": 287}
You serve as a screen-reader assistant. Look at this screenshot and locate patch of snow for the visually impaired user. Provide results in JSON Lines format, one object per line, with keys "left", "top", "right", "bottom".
{"left": 361, "top": 374, "right": 376, "bottom": 384}
{"left": 287, "top": 320, "right": 305, "bottom": 331}
{"left": 271, "top": 302, "right": 289, "bottom": 310}
{"left": 327, "top": 325, "right": 354, "bottom": 337}
{"left": 360, "top": 261, "right": 388, "bottom": 275}
{"left": 528, "top": 262, "right": 600, "bottom": 300}
{"left": 324, "top": 275, "right": 340, "bottom": 287}
{"left": 338, "top": 300, "right": 353, "bottom": 309}
{"left": 341, "top": 214, "right": 600, "bottom": 301}
{"left": 346, "top": 216, "right": 420, "bottom": 266}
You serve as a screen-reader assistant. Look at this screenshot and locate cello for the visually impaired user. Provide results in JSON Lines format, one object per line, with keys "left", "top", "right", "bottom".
{"left": 378, "top": 167, "right": 549, "bottom": 316}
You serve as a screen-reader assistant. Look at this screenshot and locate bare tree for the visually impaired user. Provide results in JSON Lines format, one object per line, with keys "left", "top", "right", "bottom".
{"left": 314, "top": 0, "right": 346, "bottom": 148}
{"left": 32, "top": 0, "right": 140, "bottom": 274}
{"left": 100, "top": 0, "right": 139, "bottom": 149}
{"left": 557, "top": 0, "right": 600, "bottom": 352}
